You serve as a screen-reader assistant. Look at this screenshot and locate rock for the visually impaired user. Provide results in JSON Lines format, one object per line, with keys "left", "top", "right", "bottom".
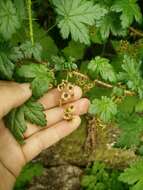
{"left": 28, "top": 165, "right": 83, "bottom": 190}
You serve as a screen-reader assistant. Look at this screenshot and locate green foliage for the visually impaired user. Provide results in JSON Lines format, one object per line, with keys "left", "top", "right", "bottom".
{"left": 0, "top": 41, "right": 15, "bottom": 80}
{"left": 116, "top": 113, "right": 143, "bottom": 149}
{"left": 5, "top": 107, "right": 27, "bottom": 144}
{"left": 118, "top": 96, "right": 138, "bottom": 114}
{"left": 88, "top": 56, "right": 117, "bottom": 83}
{"left": 89, "top": 96, "right": 117, "bottom": 123}
{"left": 119, "top": 160, "right": 143, "bottom": 190}
{"left": 81, "top": 162, "right": 128, "bottom": 190}
{"left": 135, "top": 99, "right": 143, "bottom": 113}
{"left": 23, "top": 99, "right": 47, "bottom": 127}
{"left": 52, "top": 0, "right": 107, "bottom": 44}
{"left": 111, "top": 0, "right": 142, "bottom": 28}
{"left": 5, "top": 99, "right": 46, "bottom": 143}
{"left": 0, "top": 0, "right": 143, "bottom": 178}
{"left": 0, "top": 0, "right": 20, "bottom": 39}
{"left": 19, "top": 41, "right": 42, "bottom": 62}
{"left": 51, "top": 55, "right": 77, "bottom": 71}
{"left": 94, "top": 0, "right": 142, "bottom": 39}
{"left": 14, "top": 162, "right": 44, "bottom": 190}
{"left": 14, "top": 63, "right": 54, "bottom": 98}
{"left": 62, "top": 40, "right": 85, "bottom": 60}
{"left": 118, "top": 55, "right": 143, "bottom": 98}
{"left": 96, "top": 12, "right": 126, "bottom": 40}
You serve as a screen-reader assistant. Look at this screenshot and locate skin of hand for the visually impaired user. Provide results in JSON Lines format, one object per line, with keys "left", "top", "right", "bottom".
{"left": 0, "top": 81, "right": 89, "bottom": 190}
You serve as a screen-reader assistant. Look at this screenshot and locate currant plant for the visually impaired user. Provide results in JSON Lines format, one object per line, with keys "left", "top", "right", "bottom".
{"left": 0, "top": 0, "right": 143, "bottom": 178}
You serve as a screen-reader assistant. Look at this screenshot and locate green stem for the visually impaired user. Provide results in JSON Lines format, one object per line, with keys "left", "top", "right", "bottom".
{"left": 27, "top": 0, "right": 34, "bottom": 45}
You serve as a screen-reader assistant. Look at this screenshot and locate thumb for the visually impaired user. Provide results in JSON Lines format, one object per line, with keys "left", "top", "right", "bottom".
{"left": 0, "top": 81, "right": 32, "bottom": 118}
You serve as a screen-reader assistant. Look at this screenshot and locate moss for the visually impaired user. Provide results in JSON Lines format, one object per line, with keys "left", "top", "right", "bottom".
{"left": 44, "top": 118, "right": 138, "bottom": 169}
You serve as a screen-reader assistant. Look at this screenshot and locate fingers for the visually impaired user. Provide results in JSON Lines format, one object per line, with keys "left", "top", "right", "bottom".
{"left": 22, "top": 116, "right": 81, "bottom": 162}
{"left": 0, "top": 82, "right": 32, "bottom": 118}
{"left": 39, "top": 86, "right": 82, "bottom": 109}
{"left": 24, "top": 98, "right": 89, "bottom": 138}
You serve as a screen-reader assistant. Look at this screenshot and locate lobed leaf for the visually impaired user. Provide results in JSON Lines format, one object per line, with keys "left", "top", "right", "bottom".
{"left": 52, "top": 0, "right": 107, "bottom": 44}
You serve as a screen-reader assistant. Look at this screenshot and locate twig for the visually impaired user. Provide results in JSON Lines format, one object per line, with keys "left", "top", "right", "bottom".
{"left": 72, "top": 71, "right": 135, "bottom": 96}
{"left": 129, "top": 27, "right": 143, "bottom": 37}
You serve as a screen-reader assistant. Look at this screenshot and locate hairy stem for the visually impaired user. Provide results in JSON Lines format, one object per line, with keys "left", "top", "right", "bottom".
{"left": 27, "top": 0, "right": 34, "bottom": 45}
{"left": 72, "top": 71, "right": 135, "bottom": 96}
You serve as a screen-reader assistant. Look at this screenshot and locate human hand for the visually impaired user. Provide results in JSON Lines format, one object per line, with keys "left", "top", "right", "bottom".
{"left": 0, "top": 81, "right": 89, "bottom": 190}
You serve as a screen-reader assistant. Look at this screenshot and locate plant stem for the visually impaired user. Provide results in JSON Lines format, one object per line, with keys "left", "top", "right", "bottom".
{"left": 27, "top": 0, "right": 34, "bottom": 45}
{"left": 72, "top": 71, "right": 135, "bottom": 96}
{"left": 129, "top": 27, "right": 143, "bottom": 37}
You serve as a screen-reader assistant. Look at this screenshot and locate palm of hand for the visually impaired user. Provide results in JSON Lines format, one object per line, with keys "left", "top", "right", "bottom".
{"left": 0, "top": 82, "right": 89, "bottom": 190}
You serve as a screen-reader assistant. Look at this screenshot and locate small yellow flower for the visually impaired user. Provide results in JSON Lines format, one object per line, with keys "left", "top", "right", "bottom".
{"left": 61, "top": 92, "right": 71, "bottom": 101}
{"left": 57, "top": 84, "right": 64, "bottom": 91}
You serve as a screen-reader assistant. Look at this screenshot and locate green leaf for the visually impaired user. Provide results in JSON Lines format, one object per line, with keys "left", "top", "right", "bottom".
{"left": 135, "top": 99, "right": 143, "bottom": 113}
{"left": 0, "top": 52, "right": 15, "bottom": 80}
{"left": 11, "top": 21, "right": 58, "bottom": 62}
{"left": 81, "top": 162, "right": 125, "bottom": 190}
{"left": 89, "top": 96, "right": 117, "bottom": 122}
{"left": 20, "top": 41, "right": 42, "bottom": 62}
{"left": 111, "top": 0, "right": 142, "bottom": 28}
{"left": 119, "top": 160, "right": 143, "bottom": 190}
{"left": 96, "top": 12, "right": 127, "bottom": 39}
{"left": 31, "top": 76, "right": 51, "bottom": 99}
{"left": 89, "top": 26, "right": 104, "bottom": 44}
{"left": 62, "top": 41, "right": 85, "bottom": 60}
{"left": 112, "top": 87, "right": 124, "bottom": 97}
{"left": 23, "top": 100, "right": 47, "bottom": 127}
{"left": 14, "top": 63, "right": 54, "bottom": 98}
{"left": 118, "top": 96, "right": 138, "bottom": 114}
{"left": 13, "top": 0, "right": 26, "bottom": 20}
{"left": 5, "top": 108, "right": 27, "bottom": 144}
{"left": 0, "top": 41, "right": 17, "bottom": 80}
{"left": 88, "top": 56, "right": 117, "bottom": 83}
{"left": 51, "top": 56, "right": 77, "bottom": 71}
{"left": 52, "top": 0, "right": 107, "bottom": 44}
{"left": 118, "top": 55, "right": 143, "bottom": 98}
{"left": 5, "top": 99, "right": 47, "bottom": 143}
{"left": 0, "top": 0, "right": 20, "bottom": 39}
{"left": 116, "top": 113, "right": 143, "bottom": 148}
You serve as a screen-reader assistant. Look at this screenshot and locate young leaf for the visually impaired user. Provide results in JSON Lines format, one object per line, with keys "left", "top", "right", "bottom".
{"left": 96, "top": 12, "right": 127, "bottom": 39}
{"left": 0, "top": 0, "right": 20, "bottom": 39}
{"left": 118, "top": 55, "right": 143, "bottom": 98}
{"left": 116, "top": 113, "right": 143, "bottom": 148}
{"left": 119, "top": 160, "right": 143, "bottom": 190}
{"left": 23, "top": 100, "right": 47, "bottom": 127}
{"left": 5, "top": 99, "right": 47, "bottom": 143}
{"left": 88, "top": 56, "right": 117, "bottom": 83}
{"left": 20, "top": 41, "right": 42, "bottom": 62}
{"left": 52, "top": 0, "right": 107, "bottom": 44}
{"left": 14, "top": 63, "right": 54, "bottom": 98}
{"left": 111, "top": 0, "right": 142, "bottom": 28}
{"left": 5, "top": 108, "right": 27, "bottom": 144}
{"left": 81, "top": 162, "right": 125, "bottom": 190}
{"left": 89, "top": 96, "right": 117, "bottom": 122}
{"left": 51, "top": 56, "right": 77, "bottom": 71}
